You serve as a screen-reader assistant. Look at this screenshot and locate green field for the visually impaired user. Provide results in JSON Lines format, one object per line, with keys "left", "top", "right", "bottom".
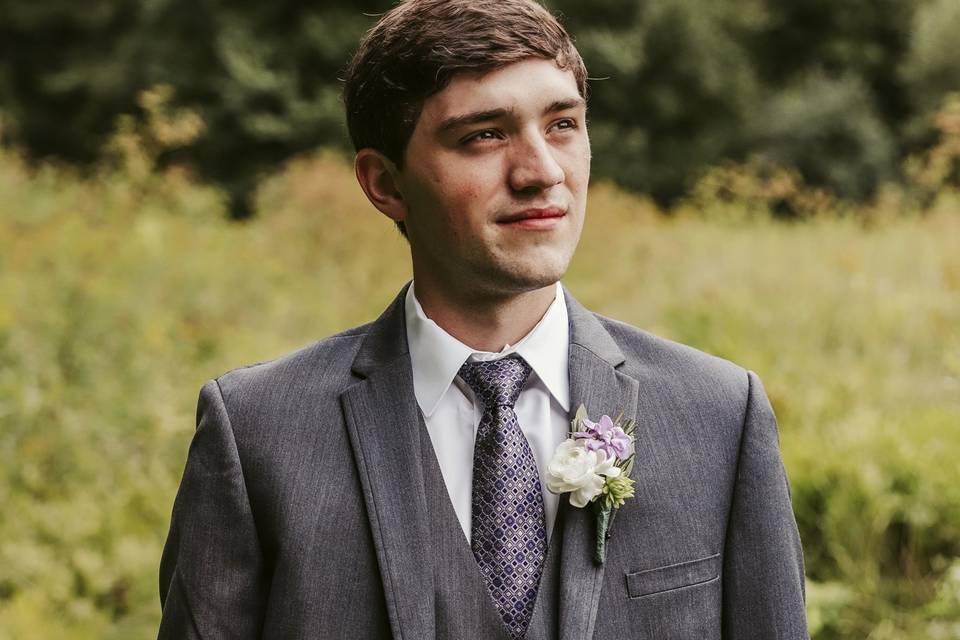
{"left": 1, "top": 143, "right": 958, "bottom": 638}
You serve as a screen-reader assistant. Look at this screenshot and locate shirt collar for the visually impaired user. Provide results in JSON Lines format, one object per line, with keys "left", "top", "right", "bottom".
{"left": 404, "top": 281, "right": 570, "bottom": 417}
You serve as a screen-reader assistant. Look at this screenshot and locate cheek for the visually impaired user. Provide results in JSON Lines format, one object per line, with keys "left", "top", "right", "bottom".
{"left": 434, "top": 182, "right": 481, "bottom": 220}
{"left": 406, "top": 155, "right": 505, "bottom": 233}
{"left": 415, "top": 184, "right": 479, "bottom": 241}
{"left": 567, "top": 141, "right": 592, "bottom": 181}
{"left": 424, "top": 159, "right": 491, "bottom": 204}
{"left": 449, "top": 161, "right": 500, "bottom": 196}
{"left": 439, "top": 176, "right": 496, "bottom": 223}
{"left": 459, "top": 184, "right": 486, "bottom": 206}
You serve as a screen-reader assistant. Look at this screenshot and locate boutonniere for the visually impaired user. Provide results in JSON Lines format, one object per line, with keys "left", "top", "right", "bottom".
{"left": 546, "top": 405, "right": 636, "bottom": 565}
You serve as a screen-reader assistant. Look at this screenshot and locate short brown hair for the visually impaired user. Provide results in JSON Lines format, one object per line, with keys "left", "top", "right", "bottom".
{"left": 342, "top": 0, "right": 587, "bottom": 168}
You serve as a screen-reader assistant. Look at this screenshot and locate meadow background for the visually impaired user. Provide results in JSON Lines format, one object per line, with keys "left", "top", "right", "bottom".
{"left": 1, "top": 95, "right": 958, "bottom": 639}
{"left": 2, "top": 0, "right": 960, "bottom": 638}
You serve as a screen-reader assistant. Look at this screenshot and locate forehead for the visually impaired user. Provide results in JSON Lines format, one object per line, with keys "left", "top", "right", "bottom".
{"left": 420, "top": 58, "right": 582, "bottom": 122}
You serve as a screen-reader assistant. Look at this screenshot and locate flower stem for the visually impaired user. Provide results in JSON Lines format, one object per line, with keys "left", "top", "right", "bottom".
{"left": 594, "top": 503, "right": 612, "bottom": 565}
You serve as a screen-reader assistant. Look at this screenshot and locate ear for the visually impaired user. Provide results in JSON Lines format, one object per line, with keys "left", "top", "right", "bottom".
{"left": 354, "top": 148, "right": 407, "bottom": 225}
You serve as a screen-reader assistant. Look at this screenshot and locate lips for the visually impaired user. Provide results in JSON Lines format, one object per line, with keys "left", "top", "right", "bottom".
{"left": 498, "top": 207, "right": 567, "bottom": 224}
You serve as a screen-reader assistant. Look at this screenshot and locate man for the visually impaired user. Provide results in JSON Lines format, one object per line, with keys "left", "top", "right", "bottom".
{"left": 158, "top": 0, "right": 809, "bottom": 638}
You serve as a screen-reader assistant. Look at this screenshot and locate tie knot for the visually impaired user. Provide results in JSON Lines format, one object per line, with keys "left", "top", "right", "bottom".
{"left": 458, "top": 356, "right": 532, "bottom": 410}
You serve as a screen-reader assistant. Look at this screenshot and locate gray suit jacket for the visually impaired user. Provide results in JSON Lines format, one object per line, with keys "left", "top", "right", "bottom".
{"left": 159, "top": 284, "right": 809, "bottom": 639}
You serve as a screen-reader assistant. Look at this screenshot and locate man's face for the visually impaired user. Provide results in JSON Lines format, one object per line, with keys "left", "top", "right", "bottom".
{"left": 397, "top": 57, "right": 590, "bottom": 299}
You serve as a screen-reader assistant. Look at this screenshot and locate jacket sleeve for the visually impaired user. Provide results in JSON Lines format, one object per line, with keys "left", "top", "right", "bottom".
{"left": 721, "top": 371, "right": 809, "bottom": 639}
{"left": 158, "top": 379, "right": 267, "bottom": 638}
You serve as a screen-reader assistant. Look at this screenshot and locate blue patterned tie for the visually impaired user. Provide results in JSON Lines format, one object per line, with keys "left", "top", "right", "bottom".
{"left": 459, "top": 356, "right": 547, "bottom": 639}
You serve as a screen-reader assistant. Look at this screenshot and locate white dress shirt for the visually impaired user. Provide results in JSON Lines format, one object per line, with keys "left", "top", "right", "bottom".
{"left": 404, "top": 281, "right": 570, "bottom": 543}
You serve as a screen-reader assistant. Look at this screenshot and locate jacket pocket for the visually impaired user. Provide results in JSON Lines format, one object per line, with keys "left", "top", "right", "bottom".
{"left": 625, "top": 553, "right": 721, "bottom": 599}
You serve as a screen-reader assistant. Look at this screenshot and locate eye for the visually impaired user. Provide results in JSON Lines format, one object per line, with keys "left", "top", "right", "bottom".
{"left": 551, "top": 118, "right": 578, "bottom": 132}
{"left": 462, "top": 129, "right": 502, "bottom": 144}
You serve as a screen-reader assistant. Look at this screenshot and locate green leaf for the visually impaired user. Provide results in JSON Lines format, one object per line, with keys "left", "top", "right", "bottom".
{"left": 571, "top": 403, "right": 589, "bottom": 435}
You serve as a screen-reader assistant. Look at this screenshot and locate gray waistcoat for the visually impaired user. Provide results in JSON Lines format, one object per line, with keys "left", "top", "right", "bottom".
{"left": 420, "top": 417, "right": 562, "bottom": 640}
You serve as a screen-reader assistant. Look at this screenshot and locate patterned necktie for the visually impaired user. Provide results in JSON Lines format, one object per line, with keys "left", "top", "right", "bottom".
{"left": 459, "top": 356, "right": 547, "bottom": 640}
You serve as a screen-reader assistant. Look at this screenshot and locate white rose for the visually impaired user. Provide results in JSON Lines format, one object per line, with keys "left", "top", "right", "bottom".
{"left": 546, "top": 439, "right": 622, "bottom": 508}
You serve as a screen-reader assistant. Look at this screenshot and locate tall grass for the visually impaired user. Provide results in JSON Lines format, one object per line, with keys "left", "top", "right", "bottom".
{"left": 0, "top": 101, "right": 958, "bottom": 638}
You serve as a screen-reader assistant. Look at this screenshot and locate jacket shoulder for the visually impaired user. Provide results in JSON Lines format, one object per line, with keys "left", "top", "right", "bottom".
{"left": 595, "top": 313, "right": 751, "bottom": 409}
{"left": 211, "top": 322, "right": 372, "bottom": 409}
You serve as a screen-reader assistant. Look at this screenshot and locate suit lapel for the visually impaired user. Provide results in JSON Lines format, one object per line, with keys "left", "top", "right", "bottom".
{"left": 340, "top": 284, "right": 435, "bottom": 640}
{"left": 558, "top": 289, "right": 640, "bottom": 640}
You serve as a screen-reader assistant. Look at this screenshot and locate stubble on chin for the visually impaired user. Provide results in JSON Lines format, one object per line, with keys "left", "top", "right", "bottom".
{"left": 474, "top": 242, "right": 576, "bottom": 297}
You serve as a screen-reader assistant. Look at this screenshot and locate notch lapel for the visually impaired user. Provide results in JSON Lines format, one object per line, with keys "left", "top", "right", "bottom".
{"left": 340, "top": 284, "right": 435, "bottom": 640}
{"left": 558, "top": 289, "right": 640, "bottom": 640}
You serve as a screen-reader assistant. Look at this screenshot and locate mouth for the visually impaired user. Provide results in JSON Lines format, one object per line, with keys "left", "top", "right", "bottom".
{"left": 497, "top": 206, "right": 567, "bottom": 230}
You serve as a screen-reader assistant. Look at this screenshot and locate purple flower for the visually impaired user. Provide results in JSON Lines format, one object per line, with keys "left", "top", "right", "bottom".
{"left": 573, "top": 415, "right": 634, "bottom": 461}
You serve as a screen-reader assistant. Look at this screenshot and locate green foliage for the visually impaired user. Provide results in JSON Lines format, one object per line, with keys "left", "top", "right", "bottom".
{"left": 746, "top": 72, "right": 896, "bottom": 200}
{"left": 0, "top": 0, "right": 144, "bottom": 162}
{"left": 900, "top": 0, "right": 960, "bottom": 141}
{"left": 746, "top": 0, "right": 915, "bottom": 111}
{"left": 904, "top": 93, "right": 960, "bottom": 204}
{"left": 1, "top": 122, "right": 959, "bottom": 638}
{"left": 2, "top": 0, "right": 960, "bottom": 210}
{"left": 566, "top": 0, "right": 763, "bottom": 202}
{"left": 138, "top": 0, "right": 393, "bottom": 217}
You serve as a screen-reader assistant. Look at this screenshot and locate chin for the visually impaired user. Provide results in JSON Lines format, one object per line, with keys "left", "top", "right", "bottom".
{"left": 493, "top": 254, "right": 571, "bottom": 292}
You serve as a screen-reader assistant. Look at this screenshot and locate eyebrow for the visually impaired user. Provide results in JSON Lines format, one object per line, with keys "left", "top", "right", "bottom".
{"left": 436, "top": 97, "right": 586, "bottom": 134}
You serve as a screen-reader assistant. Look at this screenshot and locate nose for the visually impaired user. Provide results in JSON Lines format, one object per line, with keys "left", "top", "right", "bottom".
{"left": 508, "top": 131, "right": 565, "bottom": 193}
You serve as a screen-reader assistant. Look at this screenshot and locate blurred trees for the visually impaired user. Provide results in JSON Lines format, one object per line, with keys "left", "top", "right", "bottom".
{"left": 1, "top": 0, "right": 958, "bottom": 215}
{"left": 134, "top": 0, "right": 394, "bottom": 217}
{"left": 0, "top": 0, "right": 144, "bottom": 163}
{"left": 0, "top": 0, "right": 392, "bottom": 217}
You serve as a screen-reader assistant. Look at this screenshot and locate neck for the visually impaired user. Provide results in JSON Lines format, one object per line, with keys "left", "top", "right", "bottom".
{"left": 412, "top": 277, "right": 558, "bottom": 353}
